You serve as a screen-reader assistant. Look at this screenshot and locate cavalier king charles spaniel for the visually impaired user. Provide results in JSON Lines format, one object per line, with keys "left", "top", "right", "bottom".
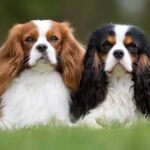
{"left": 71, "top": 24, "right": 150, "bottom": 127}
{"left": 0, "top": 20, "right": 84, "bottom": 129}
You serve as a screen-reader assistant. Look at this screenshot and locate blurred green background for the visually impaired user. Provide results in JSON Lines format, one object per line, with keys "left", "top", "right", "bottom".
{"left": 0, "top": 0, "right": 150, "bottom": 45}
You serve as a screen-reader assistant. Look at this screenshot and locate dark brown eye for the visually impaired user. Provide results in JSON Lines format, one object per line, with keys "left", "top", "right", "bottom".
{"left": 25, "top": 37, "right": 35, "bottom": 43}
{"left": 126, "top": 42, "right": 138, "bottom": 53}
{"left": 101, "top": 41, "right": 113, "bottom": 52}
{"left": 49, "top": 36, "right": 59, "bottom": 42}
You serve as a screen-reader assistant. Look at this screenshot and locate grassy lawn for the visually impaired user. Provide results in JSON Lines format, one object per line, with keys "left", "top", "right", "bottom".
{"left": 0, "top": 122, "right": 150, "bottom": 150}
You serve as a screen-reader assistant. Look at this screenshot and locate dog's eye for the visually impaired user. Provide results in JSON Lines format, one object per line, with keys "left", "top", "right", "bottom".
{"left": 126, "top": 42, "right": 138, "bottom": 53}
{"left": 49, "top": 36, "right": 59, "bottom": 43}
{"left": 25, "top": 37, "right": 35, "bottom": 43}
{"left": 101, "top": 42, "right": 113, "bottom": 51}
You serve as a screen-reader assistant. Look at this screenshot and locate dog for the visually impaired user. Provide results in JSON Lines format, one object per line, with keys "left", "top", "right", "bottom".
{"left": 71, "top": 24, "right": 150, "bottom": 127}
{"left": 0, "top": 20, "right": 85, "bottom": 129}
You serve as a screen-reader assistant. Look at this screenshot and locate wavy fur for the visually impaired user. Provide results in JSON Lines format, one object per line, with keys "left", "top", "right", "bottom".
{"left": 58, "top": 22, "right": 85, "bottom": 91}
{"left": 71, "top": 32, "right": 108, "bottom": 119}
{"left": 0, "top": 25, "right": 24, "bottom": 95}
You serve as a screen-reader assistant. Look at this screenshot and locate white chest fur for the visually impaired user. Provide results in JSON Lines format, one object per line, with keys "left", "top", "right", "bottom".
{"left": 81, "top": 74, "right": 141, "bottom": 127}
{"left": 0, "top": 63, "right": 71, "bottom": 129}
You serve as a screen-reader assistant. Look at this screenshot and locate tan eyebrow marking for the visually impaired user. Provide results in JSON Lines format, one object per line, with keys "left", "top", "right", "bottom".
{"left": 124, "top": 35, "right": 133, "bottom": 45}
{"left": 106, "top": 35, "right": 116, "bottom": 45}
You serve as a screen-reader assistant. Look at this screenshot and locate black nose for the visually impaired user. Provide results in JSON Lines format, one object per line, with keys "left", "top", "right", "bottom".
{"left": 113, "top": 50, "right": 124, "bottom": 59}
{"left": 36, "top": 44, "right": 48, "bottom": 53}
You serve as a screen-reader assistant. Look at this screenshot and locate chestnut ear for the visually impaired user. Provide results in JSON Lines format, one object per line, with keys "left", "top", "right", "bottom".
{"left": 71, "top": 35, "right": 108, "bottom": 119}
{"left": 0, "top": 24, "right": 24, "bottom": 95}
{"left": 59, "top": 22, "right": 85, "bottom": 91}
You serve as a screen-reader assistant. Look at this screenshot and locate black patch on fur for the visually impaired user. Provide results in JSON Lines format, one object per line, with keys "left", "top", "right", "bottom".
{"left": 71, "top": 24, "right": 115, "bottom": 119}
{"left": 132, "top": 67, "right": 150, "bottom": 115}
{"left": 126, "top": 26, "right": 150, "bottom": 57}
{"left": 130, "top": 26, "right": 150, "bottom": 115}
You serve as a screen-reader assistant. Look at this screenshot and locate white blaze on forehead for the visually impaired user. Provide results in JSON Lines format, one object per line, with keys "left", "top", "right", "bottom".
{"left": 32, "top": 20, "right": 53, "bottom": 36}
{"left": 114, "top": 25, "right": 130, "bottom": 43}
{"left": 105, "top": 24, "right": 133, "bottom": 73}
{"left": 29, "top": 20, "right": 57, "bottom": 66}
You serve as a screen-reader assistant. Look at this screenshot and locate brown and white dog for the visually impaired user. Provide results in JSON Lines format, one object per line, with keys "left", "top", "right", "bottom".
{"left": 0, "top": 20, "right": 85, "bottom": 129}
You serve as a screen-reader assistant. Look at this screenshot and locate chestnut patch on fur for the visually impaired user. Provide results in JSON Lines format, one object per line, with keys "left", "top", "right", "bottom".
{"left": 46, "top": 23, "right": 62, "bottom": 52}
{"left": 50, "top": 22, "right": 85, "bottom": 91}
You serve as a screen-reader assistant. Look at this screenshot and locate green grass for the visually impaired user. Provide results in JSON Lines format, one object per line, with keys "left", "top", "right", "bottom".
{"left": 0, "top": 122, "right": 150, "bottom": 150}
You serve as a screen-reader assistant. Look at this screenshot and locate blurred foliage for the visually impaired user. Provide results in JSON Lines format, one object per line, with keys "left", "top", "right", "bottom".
{"left": 0, "top": 0, "right": 150, "bottom": 45}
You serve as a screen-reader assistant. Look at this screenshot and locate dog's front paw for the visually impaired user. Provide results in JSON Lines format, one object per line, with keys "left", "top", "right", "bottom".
{"left": 0, "top": 120, "right": 13, "bottom": 130}
{"left": 78, "top": 117, "right": 102, "bottom": 128}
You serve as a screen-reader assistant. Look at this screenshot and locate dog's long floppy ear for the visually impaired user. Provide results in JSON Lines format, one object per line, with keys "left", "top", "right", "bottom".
{"left": 133, "top": 52, "right": 150, "bottom": 115}
{"left": 59, "top": 22, "right": 85, "bottom": 91}
{"left": 0, "top": 24, "right": 24, "bottom": 95}
{"left": 71, "top": 33, "right": 108, "bottom": 119}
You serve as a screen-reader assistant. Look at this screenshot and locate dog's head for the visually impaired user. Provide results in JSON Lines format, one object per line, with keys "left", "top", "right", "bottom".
{"left": 87, "top": 24, "right": 150, "bottom": 77}
{"left": 0, "top": 20, "right": 85, "bottom": 94}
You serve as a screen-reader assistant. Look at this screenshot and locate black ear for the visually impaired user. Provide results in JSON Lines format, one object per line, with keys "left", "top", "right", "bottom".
{"left": 133, "top": 54, "right": 150, "bottom": 115}
{"left": 71, "top": 34, "right": 108, "bottom": 120}
{"left": 127, "top": 25, "right": 150, "bottom": 115}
